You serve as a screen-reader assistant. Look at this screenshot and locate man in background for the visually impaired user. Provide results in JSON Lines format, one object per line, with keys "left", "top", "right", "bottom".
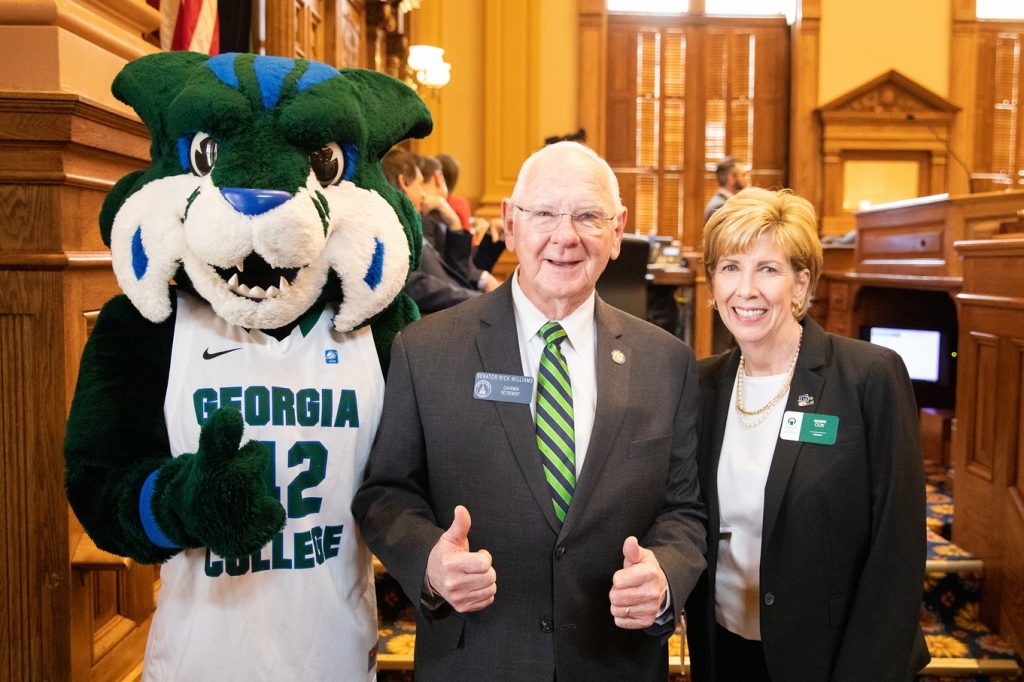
{"left": 703, "top": 157, "right": 748, "bottom": 222}
{"left": 381, "top": 148, "right": 487, "bottom": 313}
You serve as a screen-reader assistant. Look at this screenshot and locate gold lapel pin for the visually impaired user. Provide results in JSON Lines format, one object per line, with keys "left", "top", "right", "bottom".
{"left": 611, "top": 349, "right": 626, "bottom": 365}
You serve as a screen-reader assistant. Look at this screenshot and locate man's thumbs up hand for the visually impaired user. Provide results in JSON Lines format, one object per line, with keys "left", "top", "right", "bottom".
{"left": 426, "top": 505, "right": 497, "bottom": 613}
{"left": 609, "top": 536, "right": 669, "bottom": 629}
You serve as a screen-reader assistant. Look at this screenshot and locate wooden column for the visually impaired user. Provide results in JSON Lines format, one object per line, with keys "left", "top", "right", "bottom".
{"left": 578, "top": 0, "right": 607, "bottom": 158}
{"left": 0, "top": 0, "right": 159, "bottom": 678}
{"left": 948, "top": 0, "right": 978, "bottom": 196}
{"left": 789, "top": 0, "right": 822, "bottom": 211}
{"left": 479, "top": 0, "right": 542, "bottom": 214}
{"left": 0, "top": 91, "right": 156, "bottom": 682}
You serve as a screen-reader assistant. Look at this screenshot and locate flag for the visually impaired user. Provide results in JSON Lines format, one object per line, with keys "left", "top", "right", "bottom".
{"left": 158, "top": 0, "right": 220, "bottom": 54}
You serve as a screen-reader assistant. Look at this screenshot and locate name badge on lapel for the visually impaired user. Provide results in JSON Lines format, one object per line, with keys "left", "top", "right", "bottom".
{"left": 473, "top": 372, "right": 535, "bottom": 404}
{"left": 780, "top": 411, "right": 839, "bottom": 445}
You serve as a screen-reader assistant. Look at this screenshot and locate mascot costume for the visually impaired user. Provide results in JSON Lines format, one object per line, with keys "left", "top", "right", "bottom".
{"left": 63, "top": 51, "right": 431, "bottom": 679}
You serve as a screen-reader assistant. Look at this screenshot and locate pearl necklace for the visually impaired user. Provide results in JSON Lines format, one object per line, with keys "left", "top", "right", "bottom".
{"left": 735, "top": 326, "right": 803, "bottom": 428}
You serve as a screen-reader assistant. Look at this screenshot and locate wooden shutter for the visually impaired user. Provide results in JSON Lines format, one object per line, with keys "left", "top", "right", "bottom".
{"left": 605, "top": 14, "right": 788, "bottom": 242}
{"left": 606, "top": 23, "right": 684, "bottom": 237}
{"left": 974, "top": 25, "right": 1024, "bottom": 191}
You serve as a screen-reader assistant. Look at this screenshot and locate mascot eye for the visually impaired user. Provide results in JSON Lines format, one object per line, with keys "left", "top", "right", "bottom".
{"left": 309, "top": 142, "right": 345, "bottom": 187}
{"left": 189, "top": 132, "right": 218, "bottom": 176}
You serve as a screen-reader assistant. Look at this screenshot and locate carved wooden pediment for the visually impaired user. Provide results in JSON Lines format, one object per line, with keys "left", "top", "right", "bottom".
{"left": 818, "top": 69, "right": 958, "bottom": 119}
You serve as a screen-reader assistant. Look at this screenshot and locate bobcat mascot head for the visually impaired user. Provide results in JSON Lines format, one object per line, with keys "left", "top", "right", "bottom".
{"left": 104, "top": 50, "right": 430, "bottom": 338}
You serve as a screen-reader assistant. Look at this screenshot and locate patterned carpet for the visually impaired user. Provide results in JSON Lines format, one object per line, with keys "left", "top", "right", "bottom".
{"left": 926, "top": 462, "right": 955, "bottom": 540}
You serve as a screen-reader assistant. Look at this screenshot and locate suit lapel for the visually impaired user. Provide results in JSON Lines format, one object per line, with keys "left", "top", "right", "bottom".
{"left": 560, "top": 299, "right": 628, "bottom": 538}
{"left": 761, "top": 318, "right": 829, "bottom": 546}
{"left": 704, "top": 351, "right": 740, "bottom": 548}
{"left": 475, "top": 283, "right": 562, "bottom": 534}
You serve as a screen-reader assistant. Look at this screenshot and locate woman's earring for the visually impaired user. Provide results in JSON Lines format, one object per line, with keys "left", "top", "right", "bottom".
{"left": 712, "top": 299, "right": 719, "bottom": 311}
{"left": 791, "top": 300, "right": 801, "bottom": 317}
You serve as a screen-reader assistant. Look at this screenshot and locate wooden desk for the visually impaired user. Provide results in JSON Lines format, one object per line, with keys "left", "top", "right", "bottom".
{"left": 818, "top": 191, "right": 1024, "bottom": 339}
{"left": 952, "top": 237, "right": 1024, "bottom": 654}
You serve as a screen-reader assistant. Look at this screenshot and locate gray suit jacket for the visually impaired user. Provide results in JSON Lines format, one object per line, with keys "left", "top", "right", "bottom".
{"left": 353, "top": 281, "right": 706, "bottom": 681}
{"left": 702, "top": 189, "right": 731, "bottom": 223}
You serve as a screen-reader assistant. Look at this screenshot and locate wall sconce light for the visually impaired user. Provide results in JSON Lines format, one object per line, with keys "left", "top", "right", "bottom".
{"left": 408, "top": 44, "right": 451, "bottom": 91}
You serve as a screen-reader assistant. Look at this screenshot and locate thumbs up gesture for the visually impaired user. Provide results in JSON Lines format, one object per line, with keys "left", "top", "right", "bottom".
{"left": 425, "top": 505, "right": 497, "bottom": 613}
{"left": 609, "top": 536, "right": 669, "bottom": 629}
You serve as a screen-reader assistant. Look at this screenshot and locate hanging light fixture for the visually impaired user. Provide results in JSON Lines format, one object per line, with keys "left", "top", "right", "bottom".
{"left": 408, "top": 44, "right": 451, "bottom": 91}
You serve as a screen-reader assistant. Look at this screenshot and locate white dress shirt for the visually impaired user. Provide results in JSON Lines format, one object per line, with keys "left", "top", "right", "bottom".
{"left": 715, "top": 371, "right": 790, "bottom": 641}
{"left": 510, "top": 272, "right": 597, "bottom": 476}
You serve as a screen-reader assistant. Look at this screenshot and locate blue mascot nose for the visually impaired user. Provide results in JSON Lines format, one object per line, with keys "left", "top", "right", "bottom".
{"left": 220, "top": 187, "right": 292, "bottom": 216}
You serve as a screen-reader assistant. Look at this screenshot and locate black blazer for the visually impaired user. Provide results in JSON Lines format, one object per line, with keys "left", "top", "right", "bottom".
{"left": 685, "top": 317, "right": 930, "bottom": 681}
{"left": 353, "top": 281, "right": 707, "bottom": 681}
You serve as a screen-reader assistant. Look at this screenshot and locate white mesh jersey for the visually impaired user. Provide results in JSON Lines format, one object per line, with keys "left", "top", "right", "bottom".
{"left": 144, "top": 291, "right": 383, "bottom": 680}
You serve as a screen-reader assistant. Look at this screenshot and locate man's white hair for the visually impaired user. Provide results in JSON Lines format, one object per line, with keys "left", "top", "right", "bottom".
{"left": 510, "top": 141, "right": 625, "bottom": 213}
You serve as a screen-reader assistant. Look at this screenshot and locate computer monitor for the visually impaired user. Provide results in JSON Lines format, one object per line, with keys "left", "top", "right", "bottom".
{"left": 868, "top": 327, "right": 942, "bottom": 382}
{"left": 862, "top": 324, "right": 957, "bottom": 409}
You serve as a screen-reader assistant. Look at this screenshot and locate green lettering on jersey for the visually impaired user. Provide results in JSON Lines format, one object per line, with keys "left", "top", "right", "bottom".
{"left": 296, "top": 388, "right": 320, "bottom": 427}
{"left": 251, "top": 547, "right": 271, "bottom": 572}
{"left": 287, "top": 441, "right": 326, "bottom": 518}
{"left": 194, "top": 388, "right": 217, "bottom": 426}
{"left": 320, "top": 389, "right": 334, "bottom": 427}
{"left": 334, "top": 389, "right": 359, "bottom": 427}
{"left": 310, "top": 525, "right": 325, "bottom": 564}
{"left": 272, "top": 386, "right": 296, "bottom": 426}
{"left": 271, "top": 532, "right": 292, "bottom": 569}
{"left": 293, "top": 530, "right": 315, "bottom": 569}
{"left": 204, "top": 549, "right": 224, "bottom": 577}
{"left": 323, "top": 525, "right": 343, "bottom": 559}
{"left": 225, "top": 554, "right": 250, "bottom": 576}
{"left": 220, "top": 386, "right": 242, "bottom": 414}
{"left": 245, "top": 386, "right": 271, "bottom": 426}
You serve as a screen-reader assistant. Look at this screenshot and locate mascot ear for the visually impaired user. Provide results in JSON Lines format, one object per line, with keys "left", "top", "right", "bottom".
{"left": 341, "top": 69, "right": 433, "bottom": 155}
{"left": 112, "top": 51, "right": 209, "bottom": 141}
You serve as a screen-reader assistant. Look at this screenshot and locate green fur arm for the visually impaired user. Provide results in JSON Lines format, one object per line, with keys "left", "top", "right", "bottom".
{"left": 369, "top": 292, "right": 420, "bottom": 377}
{"left": 64, "top": 295, "right": 178, "bottom": 563}
{"left": 65, "top": 295, "right": 287, "bottom": 563}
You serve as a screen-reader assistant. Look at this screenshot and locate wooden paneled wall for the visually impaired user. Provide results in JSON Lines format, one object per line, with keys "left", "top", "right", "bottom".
{"left": 0, "top": 92, "right": 156, "bottom": 681}
{"left": 954, "top": 238, "right": 1024, "bottom": 654}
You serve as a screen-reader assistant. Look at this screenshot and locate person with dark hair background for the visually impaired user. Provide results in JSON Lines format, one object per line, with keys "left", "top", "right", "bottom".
{"left": 703, "top": 157, "right": 748, "bottom": 223}
{"left": 381, "top": 148, "right": 489, "bottom": 313}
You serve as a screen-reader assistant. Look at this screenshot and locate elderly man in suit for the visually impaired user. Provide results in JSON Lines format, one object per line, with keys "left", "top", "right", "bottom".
{"left": 352, "top": 141, "right": 706, "bottom": 680}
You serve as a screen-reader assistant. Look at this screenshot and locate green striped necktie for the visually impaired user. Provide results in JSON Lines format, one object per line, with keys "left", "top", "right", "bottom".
{"left": 536, "top": 321, "right": 576, "bottom": 523}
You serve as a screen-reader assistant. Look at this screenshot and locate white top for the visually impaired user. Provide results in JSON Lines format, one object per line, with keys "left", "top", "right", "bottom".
{"left": 714, "top": 370, "right": 790, "bottom": 641}
{"left": 511, "top": 271, "right": 597, "bottom": 477}
{"left": 146, "top": 291, "right": 383, "bottom": 680}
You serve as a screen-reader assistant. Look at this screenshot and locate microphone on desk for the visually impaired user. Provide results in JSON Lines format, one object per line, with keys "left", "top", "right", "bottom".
{"left": 906, "top": 113, "right": 977, "bottom": 194}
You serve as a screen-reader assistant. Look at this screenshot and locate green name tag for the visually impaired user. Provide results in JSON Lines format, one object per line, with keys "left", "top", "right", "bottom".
{"left": 780, "top": 411, "right": 838, "bottom": 445}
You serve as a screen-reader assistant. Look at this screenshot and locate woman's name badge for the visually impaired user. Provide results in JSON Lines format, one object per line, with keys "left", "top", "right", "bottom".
{"left": 780, "top": 411, "right": 838, "bottom": 445}
{"left": 473, "top": 372, "right": 535, "bottom": 404}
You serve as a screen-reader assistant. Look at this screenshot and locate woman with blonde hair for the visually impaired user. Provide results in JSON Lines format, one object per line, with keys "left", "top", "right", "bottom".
{"left": 685, "top": 187, "right": 930, "bottom": 681}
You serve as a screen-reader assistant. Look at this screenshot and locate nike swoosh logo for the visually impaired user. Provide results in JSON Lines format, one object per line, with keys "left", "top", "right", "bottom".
{"left": 203, "top": 347, "right": 242, "bottom": 360}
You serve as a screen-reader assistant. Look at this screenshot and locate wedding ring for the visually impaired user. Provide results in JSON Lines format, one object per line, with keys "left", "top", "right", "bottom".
{"left": 624, "top": 606, "right": 631, "bottom": 617}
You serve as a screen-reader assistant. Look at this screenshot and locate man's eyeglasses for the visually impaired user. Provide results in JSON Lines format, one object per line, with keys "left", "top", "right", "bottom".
{"left": 512, "top": 204, "right": 615, "bottom": 236}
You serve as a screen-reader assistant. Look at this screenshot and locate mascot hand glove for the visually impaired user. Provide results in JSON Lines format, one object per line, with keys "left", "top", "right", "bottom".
{"left": 142, "top": 407, "right": 285, "bottom": 560}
